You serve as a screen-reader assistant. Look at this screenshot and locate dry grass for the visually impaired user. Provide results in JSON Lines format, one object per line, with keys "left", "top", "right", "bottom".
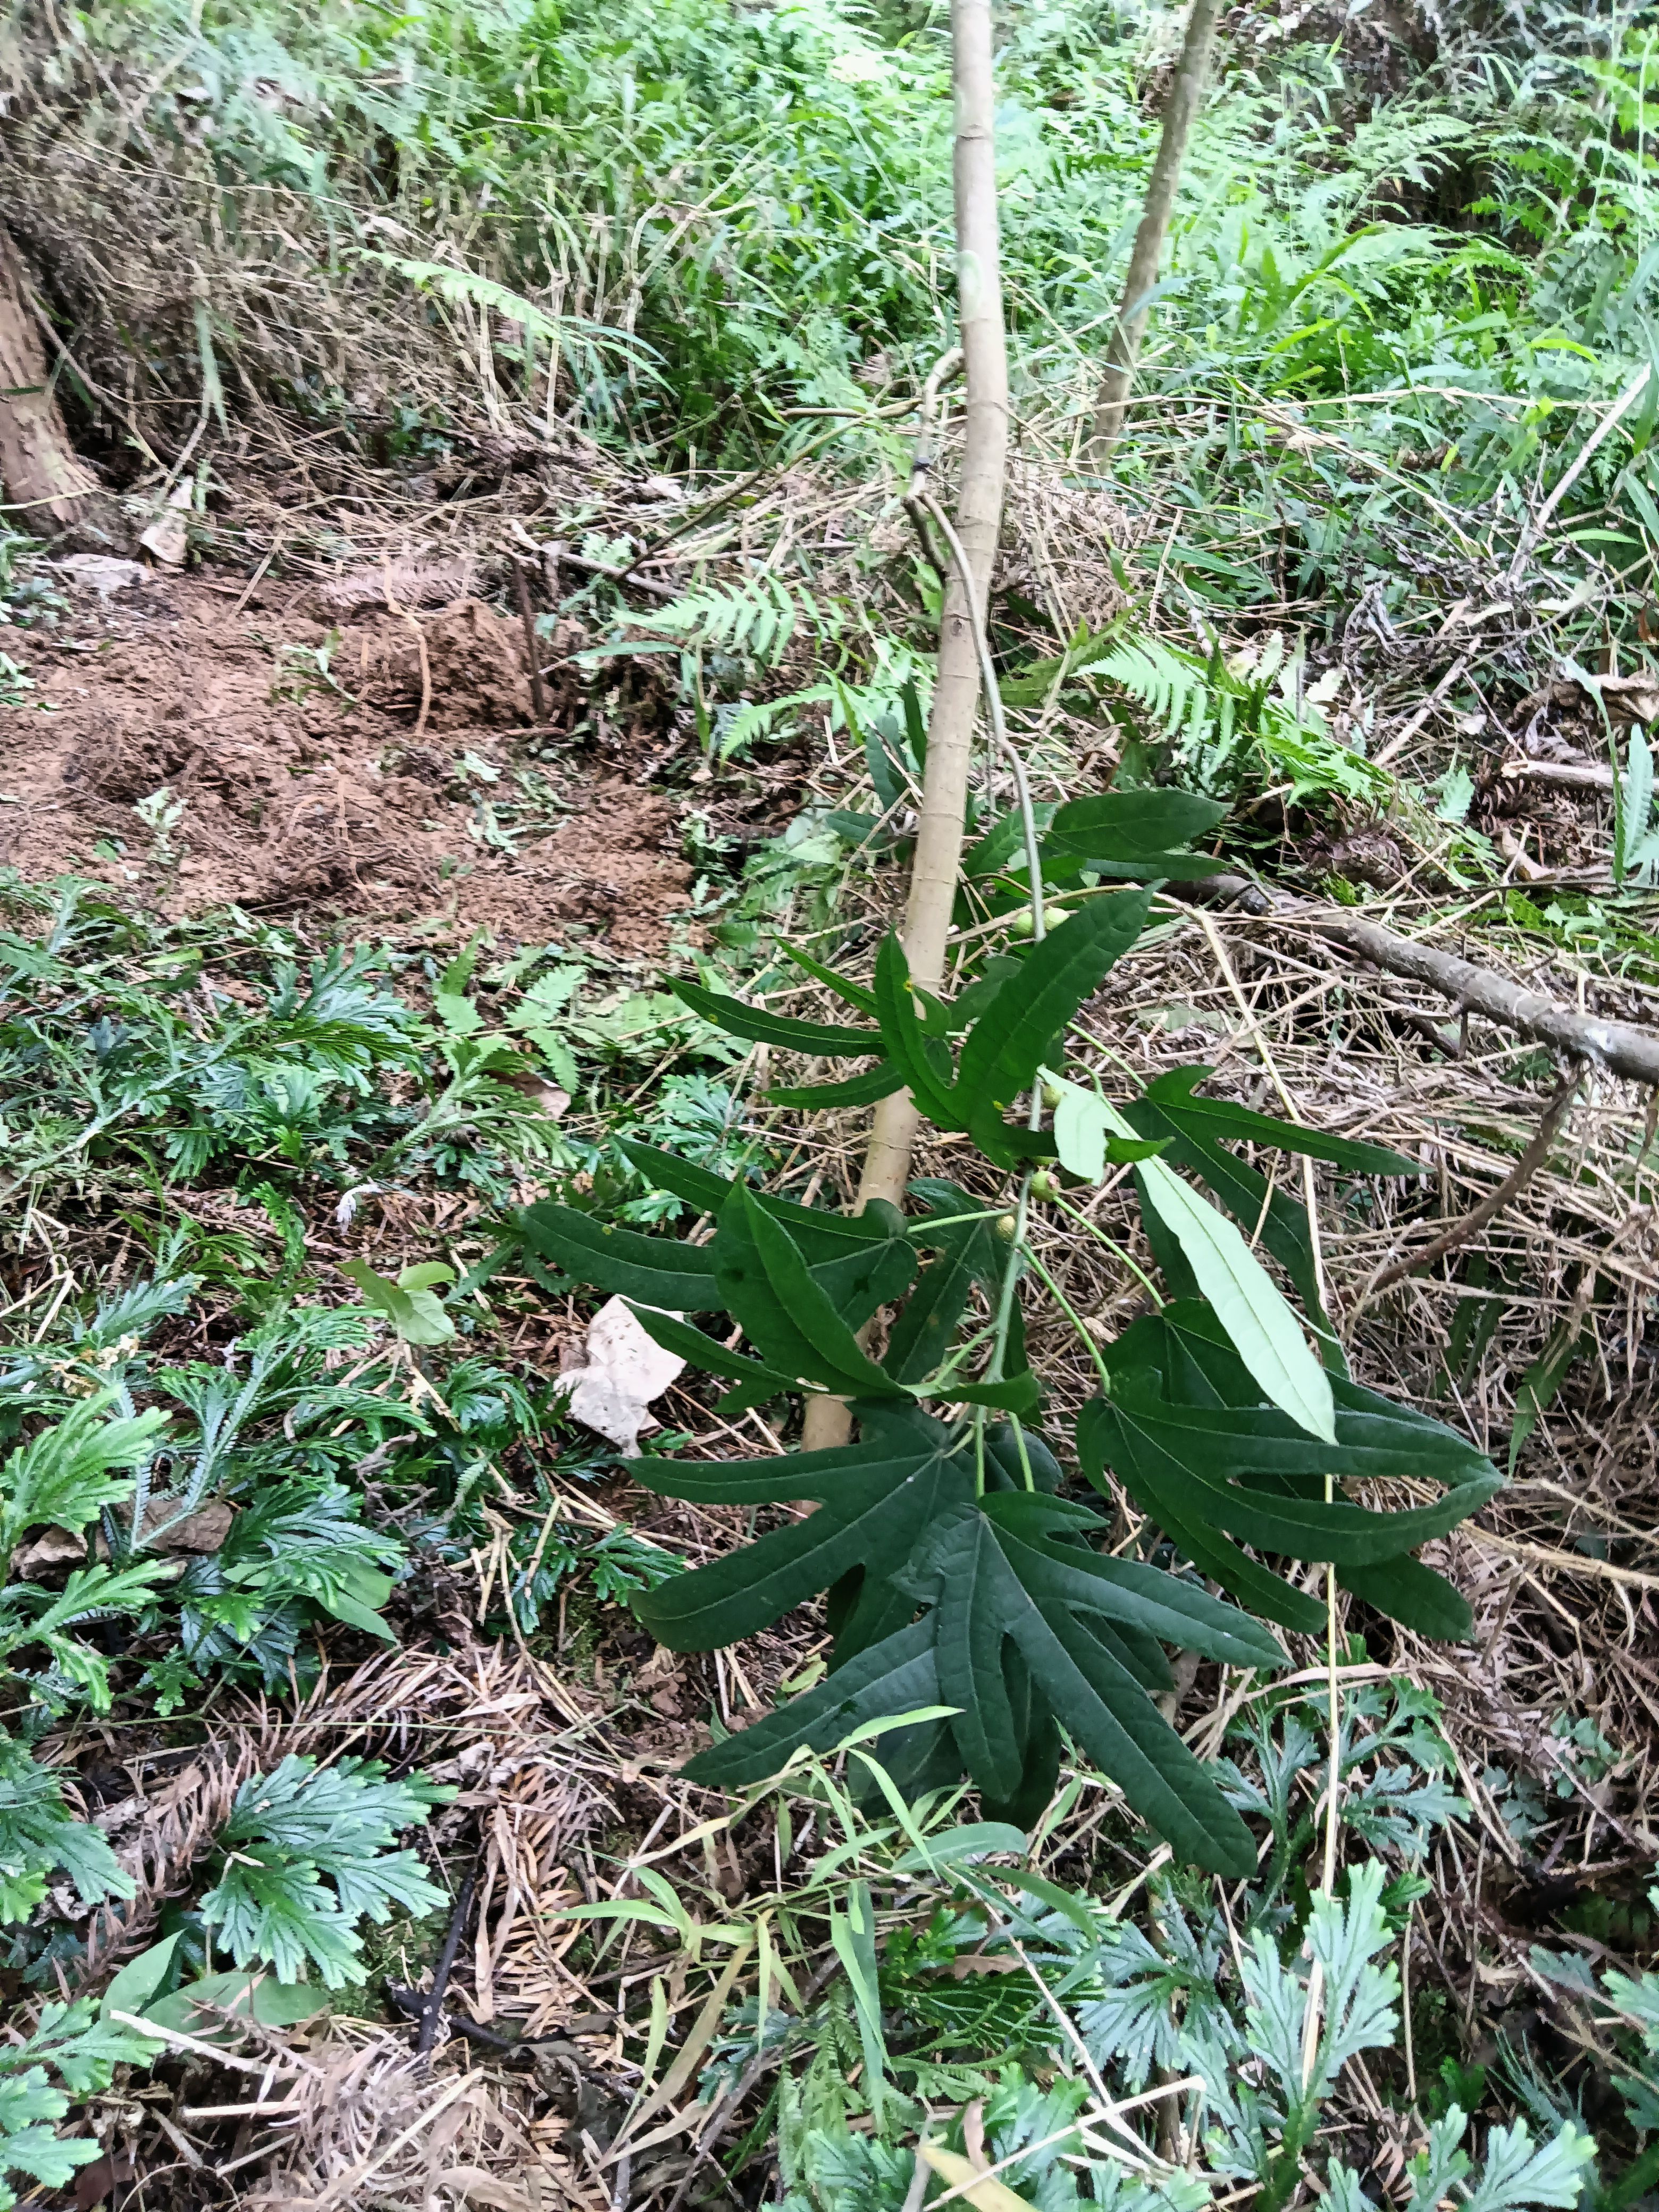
{"left": 5, "top": 72, "right": 1658, "bottom": 2192}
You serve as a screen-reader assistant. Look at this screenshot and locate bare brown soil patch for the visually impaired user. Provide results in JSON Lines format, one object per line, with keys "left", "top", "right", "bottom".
{"left": 3, "top": 566, "right": 693, "bottom": 955}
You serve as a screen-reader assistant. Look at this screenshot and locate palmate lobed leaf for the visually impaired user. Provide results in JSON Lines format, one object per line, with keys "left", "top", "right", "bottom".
{"left": 1084, "top": 1396, "right": 1495, "bottom": 1564}
{"left": 683, "top": 1623, "right": 941, "bottom": 1786}
{"left": 956, "top": 891, "right": 1152, "bottom": 1132}
{"left": 631, "top": 1440, "right": 975, "bottom": 1649}
{"left": 641, "top": 1432, "right": 1276, "bottom": 1875}
{"left": 715, "top": 1186, "right": 906, "bottom": 1398}
{"left": 768, "top": 1062, "right": 905, "bottom": 1108}
{"left": 519, "top": 1203, "right": 720, "bottom": 1310}
{"left": 1138, "top": 1067, "right": 1421, "bottom": 1179}
{"left": 1079, "top": 1302, "right": 1499, "bottom": 1638}
{"left": 1050, "top": 1076, "right": 1336, "bottom": 1440}
{"left": 615, "top": 1139, "right": 905, "bottom": 1267}
{"left": 519, "top": 1180, "right": 915, "bottom": 1335}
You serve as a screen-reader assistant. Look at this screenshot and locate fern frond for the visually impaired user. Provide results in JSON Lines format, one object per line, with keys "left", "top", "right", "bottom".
{"left": 631, "top": 573, "right": 811, "bottom": 667}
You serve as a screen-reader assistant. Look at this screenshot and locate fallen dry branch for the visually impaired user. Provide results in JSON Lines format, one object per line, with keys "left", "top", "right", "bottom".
{"left": 1496, "top": 756, "right": 1616, "bottom": 792}
{"left": 1202, "top": 874, "right": 1659, "bottom": 1087}
{"left": 1363, "top": 1069, "right": 1580, "bottom": 1296}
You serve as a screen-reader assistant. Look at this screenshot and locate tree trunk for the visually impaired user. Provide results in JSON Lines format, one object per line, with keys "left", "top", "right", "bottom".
{"left": 801, "top": 0, "right": 1009, "bottom": 1454}
{"left": 1090, "top": 0, "right": 1222, "bottom": 458}
{"left": 0, "top": 220, "right": 101, "bottom": 535}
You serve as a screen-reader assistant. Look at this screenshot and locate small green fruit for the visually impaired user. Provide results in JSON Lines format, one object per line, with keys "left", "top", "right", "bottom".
{"left": 1009, "top": 907, "right": 1036, "bottom": 939}
{"left": 994, "top": 1212, "right": 1018, "bottom": 1242}
{"left": 1030, "top": 1170, "right": 1060, "bottom": 1201}
{"left": 1041, "top": 1079, "right": 1063, "bottom": 1109}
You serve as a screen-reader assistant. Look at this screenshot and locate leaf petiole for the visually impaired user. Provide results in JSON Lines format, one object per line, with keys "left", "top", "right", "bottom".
{"left": 903, "top": 1207, "right": 1007, "bottom": 1236}
{"left": 1020, "top": 1241, "right": 1113, "bottom": 1395}
{"left": 1049, "top": 1192, "right": 1166, "bottom": 1308}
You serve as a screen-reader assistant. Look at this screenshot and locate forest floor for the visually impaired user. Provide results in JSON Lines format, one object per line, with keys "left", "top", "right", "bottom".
{"left": 5, "top": 434, "right": 1657, "bottom": 2212}
{"left": 3, "top": 316, "right": 1659, "bottom": 2212}
{"left": 5, "top": 561, "right": 691, "bottom": 954}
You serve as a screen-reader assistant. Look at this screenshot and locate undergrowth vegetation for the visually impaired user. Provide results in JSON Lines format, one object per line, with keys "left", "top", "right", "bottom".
{"left": 14, "top": 0, "right": 1659, "bottom": 592}
{"left": 5, "top": 0, "right": 1659, "bottom": 2206}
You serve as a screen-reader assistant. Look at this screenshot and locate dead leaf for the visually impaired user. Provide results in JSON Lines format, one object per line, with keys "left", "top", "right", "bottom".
{"left": 53, "top": 554, "right": 149, "bottom": 601}
{"left": 138, "top": 481, "right": 194, "bottom": 568}
{"left": 921, "top": 2144, "right": 1035, "bottom": 2212}
{"left": 95, "top": 1499, "right": 234, "bottom": 1559}
{"left": 498, "top": 1067, "right": 570, "bottom": 1117}
{"left": 150, "top": 1761, "right": 205, "bottom": 1814}
{"left": 439, "top": 2166, "right": 542, "bottom": 2212}
{"left": 76, "top": 2151, "right": 132, "bottom": 2211}
{"left": 1579, "top": 671, "right": 1659, "bottom": 724}
{"left": 560, "top": 1296, "right": 686, "bottom": 1455}
{"left": 9, "top": 1525, "right": 86, "bottom": 1578}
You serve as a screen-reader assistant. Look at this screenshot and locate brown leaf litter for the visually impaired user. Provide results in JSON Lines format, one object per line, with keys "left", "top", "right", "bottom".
{"left": 3, "top": 565, "right": 693, "bottom": 957}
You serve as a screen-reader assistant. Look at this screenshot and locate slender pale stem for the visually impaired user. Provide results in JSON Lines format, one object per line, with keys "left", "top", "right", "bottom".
{"left": 1051, "top": 1192, "right": 1165, "bottom": 1308}
{"left": 1021, "top": 1243, "right": 1113, "bottom": 1394}
{"left": 800, "top": 0, "right": 1008, "bottom": 1456}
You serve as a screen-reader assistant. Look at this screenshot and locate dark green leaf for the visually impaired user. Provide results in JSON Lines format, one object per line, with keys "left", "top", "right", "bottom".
{"left": 982, "top": 1493, "right": 1285, "bottom": 1668}
{"left": 683, "top": 1622, "right": 941, "bottom": 1787}
{"left": 945, "top": 1372, "right": 1042, "bottom": 1417}
{"left": 872, "top": 936, "right": 962, "bottom": 1127}
{"left": 957, "top": 892, "right": 1151, "bottom": 1125}
{"left": 618, "top": 1142, "right": 897, "bottom": 1264}
{"left": 636, "top": 1445, "right": 973, "bottom": 1649}
{"left": 908, "top": 1180, "right": 1007, "bottom": 1275}
{"left": 928, "top": 1506, "right": 1026, "bottom": 1799}
{"left": 1147, "top": 1492, "right": 1326, "bottom": 1636}
{"left": 623, "top": 1304, "right": 799, "bottom": 1398}
{"left": 812, "top": 1230, "right": 918, "bottom": 1333}
{"left": 781, "top": 942, "right": 879, "bottom": 1016}
{"left": 1048, "top": 790, "right": 1228, "bottom": 855}
{"left": 617, "top": 1139, "right": 732, "bottom": 1217}
{"left": 862, "top": 719, "right": 906, "bottom": 812}
{"left": 1150, "top": 1304, "right": 1497, "bottom": 1488}
{"left": 516, "top": 1203, "right": 718, "bottom": 1310}
{"left": 1049, "top": 850, "right": 1227, "bottom": 880}
{"left": 978, "top": 1642, "right": 1063, "bottom": 1830}
{"left": 901, "top": 679, "right": 928, "bottom": 772}
{"left": 671, "top": 977, "right": 883, "bottom": 1057}
{"left": 1088, "top": 1393, "right": 1497, "bottom": 1564}
{"left": 982, "top": 1422, "right": 1062, "bottom": 1495}
{"left": 1141, "top": 1069, "right": 1422, "bottom": 1178}
{"left": 714, "top": 1188, "right": 907, "bottom": 1397}
{"left": 1339, "top": 1555, "right": 1473, "bottom": 1639}
{"left": 941, "top": 958, "right": 1026, "bottom": 1034}
{"left": 769, "top": 1063, "right": 904, "bottom": 1108}
{"left": 882, "top": 1228, "right": 993, "bottom": 1385}
{"left": 907, "top": 1501, "right": 1258, "bottom": 1877}
{"left": 961, "top": 804, "right": 1059, "bottom": 881}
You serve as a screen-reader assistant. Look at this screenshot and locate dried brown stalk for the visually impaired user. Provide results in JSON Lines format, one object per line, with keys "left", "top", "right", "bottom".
{"left": 1201, "top": 876, "right": 1659, "bottom": 1088}
{"left": 1363, "top": 1069, "right": 1579, "bottom": 1297}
